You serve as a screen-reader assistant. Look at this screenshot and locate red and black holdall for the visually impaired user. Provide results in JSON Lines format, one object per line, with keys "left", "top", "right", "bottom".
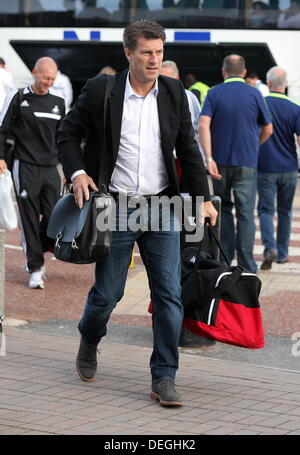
{"left": 180, "top": 225, "right": 264, "bottom": 349}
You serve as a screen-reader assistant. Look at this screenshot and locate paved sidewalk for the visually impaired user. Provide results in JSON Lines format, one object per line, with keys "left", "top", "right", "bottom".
{"left": 3, "top": 181, "right": 300, "bottom": 338}
{"left": 1, "top": 183, "right": 300, "bottom": 436}
{"left": 1, "top": 327, "right": 300, "bottom": 435}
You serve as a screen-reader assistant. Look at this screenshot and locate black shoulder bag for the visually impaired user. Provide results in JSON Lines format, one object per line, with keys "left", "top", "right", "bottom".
{"left": 47, "top": 76, "right": 115, "bottom": 264}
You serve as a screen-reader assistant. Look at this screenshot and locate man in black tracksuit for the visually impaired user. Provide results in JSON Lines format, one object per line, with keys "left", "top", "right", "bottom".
{"left": 0, "top": 57, "right": 65, "bottom": 289}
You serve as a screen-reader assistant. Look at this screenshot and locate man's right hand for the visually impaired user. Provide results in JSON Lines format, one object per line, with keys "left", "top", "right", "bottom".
{"left": 207, "top": 159, "right": 222, "bottom": 180}
{"left": 72, "top": 174, "right": 98, "bottom": 209}
{"left": 0, "top": 159, "right": 8, "bottom": 174}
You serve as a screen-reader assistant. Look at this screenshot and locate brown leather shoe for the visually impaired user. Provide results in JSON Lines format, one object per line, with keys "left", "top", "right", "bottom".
{"left": 151, "top": 378, "right": 183, "bottom": 407}
{"left": 76, "top": 337, "right": 98, "bottom": 382}
{"left": 260, "top": 251, "right": 277, "bottom": 270}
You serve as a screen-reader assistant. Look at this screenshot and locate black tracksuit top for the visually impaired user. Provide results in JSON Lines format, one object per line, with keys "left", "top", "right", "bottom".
{"left": 0, "top": 86, "right": 65, "bottom": 166}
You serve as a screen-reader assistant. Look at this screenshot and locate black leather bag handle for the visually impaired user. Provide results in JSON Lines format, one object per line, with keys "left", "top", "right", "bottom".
{"left": 191, "top": 218, "right": 231, "bottom": 270}
{"left": 204, "top": 219, "right": 246, "bottom": 297}
{"left": 98, "top": 75, "right": 115, "bottom": 191}
{"left": 205, "top": 219, "right": 231, "bottom": 266}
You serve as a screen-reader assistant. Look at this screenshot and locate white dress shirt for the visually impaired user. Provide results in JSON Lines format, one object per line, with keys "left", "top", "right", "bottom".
{"left": 185, "top": 89, "right": 205, "bottom": 163}
{"left": 255, "top": 80, "right": 269, "bottom": 97}
{"left": 72, "top": 73, "right": 170, "bottom": 196}
{"left": 50, "top": 70, "right": 73, "bottom": 112}
{"left": 0, "top": 68, "right": 15, "bottom": 113}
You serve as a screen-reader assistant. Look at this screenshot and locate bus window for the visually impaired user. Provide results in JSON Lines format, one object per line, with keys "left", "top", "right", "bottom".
{"left": 0, "top": 0, "right": 299, "bottom": 29}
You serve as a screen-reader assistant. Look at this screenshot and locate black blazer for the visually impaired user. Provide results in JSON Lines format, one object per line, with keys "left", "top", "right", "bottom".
{"left": 57, "top": 70, "right": 210, "bottom": 200}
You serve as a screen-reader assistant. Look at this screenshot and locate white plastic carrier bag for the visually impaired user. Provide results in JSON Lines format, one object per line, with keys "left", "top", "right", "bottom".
{"left": 0, "top": 170, "right": 18, "bottom": 230}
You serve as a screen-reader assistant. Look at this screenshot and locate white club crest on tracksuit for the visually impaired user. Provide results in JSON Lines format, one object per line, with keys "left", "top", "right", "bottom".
{"left": 52, "top": 105, "right": 60, "bottom": 114}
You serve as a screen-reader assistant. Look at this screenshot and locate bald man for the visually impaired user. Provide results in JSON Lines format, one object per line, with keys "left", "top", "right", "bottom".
{"left": 160, "top": 60, "right": 203, "bottom": 161}
{"left": 0, "top": 57, "right": 65, "bottom": 289}
{"left": 200, "top": 54, "right": 273, "bottom": 273}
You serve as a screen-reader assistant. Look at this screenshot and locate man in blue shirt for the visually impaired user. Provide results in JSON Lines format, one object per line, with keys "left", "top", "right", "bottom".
{"left": 258, "top": 66, "right": 300, "bottom": 270}
{"left": 200, "top": 54, "right": 272, "bottom": 273}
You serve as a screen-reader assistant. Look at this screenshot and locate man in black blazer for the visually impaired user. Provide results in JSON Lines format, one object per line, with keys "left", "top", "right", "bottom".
{"left": 57, "top": 20, "right": 217, "bottom": 407}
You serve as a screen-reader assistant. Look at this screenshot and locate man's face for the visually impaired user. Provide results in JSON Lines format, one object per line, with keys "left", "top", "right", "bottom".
{"left": 125, "top": 37, "right": 164, "bottom": 85}
{"left": 32, "top": 66, "right": 57, "bottom": 94}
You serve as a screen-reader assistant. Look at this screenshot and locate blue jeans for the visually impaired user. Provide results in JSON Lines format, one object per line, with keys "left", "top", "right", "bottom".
{"left": 213, "top": 166, "right": 257, "bottom": 273}
{"left": 78, "top": 202, "right": 183, "bottom": 383}
{"left": 257, "top": 171, "right": 297, "bottom": 262}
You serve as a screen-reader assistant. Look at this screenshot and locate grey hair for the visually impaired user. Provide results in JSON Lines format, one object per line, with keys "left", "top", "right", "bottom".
{"left": 266, "top": 66, "right": 288, "bottom": 90}
{"left": 161, "top": 60, "right": 179, "bottom": 76}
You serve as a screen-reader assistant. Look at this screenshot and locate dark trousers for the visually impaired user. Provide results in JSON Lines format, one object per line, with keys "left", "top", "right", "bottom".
{"left": 257, "top": 171, "right": 298, "bottom": 262}
{"left": 78, "top": 204, "right": 183, "bottom": 382}
{"left": 12, "top": 160, "right": 61, "bottom": 272}
{"left": 212, "top": 165, "right": 257, "bottom": 273}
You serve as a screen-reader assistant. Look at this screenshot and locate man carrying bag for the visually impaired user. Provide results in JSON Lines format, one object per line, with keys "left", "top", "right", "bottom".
{"left": 57, "top": 19, "right": 217, "bottom": 407}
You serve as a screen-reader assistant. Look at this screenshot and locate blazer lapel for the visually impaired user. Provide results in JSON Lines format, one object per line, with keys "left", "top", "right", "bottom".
{"left": 108, "top": 70, "right": 127, "bottom": 162}
{"left": 157, "top": 79, "right": 172, "bottom": 158}
{"left": 108, "top": 73, "right": 176, "bottom": 186}
{"left": 157, "top": 78, "right": 181, "bottom": 192}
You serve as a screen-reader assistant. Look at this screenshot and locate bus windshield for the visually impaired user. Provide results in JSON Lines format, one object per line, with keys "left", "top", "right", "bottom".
{"left": 0, "top": 0, "right": 299, "bottom": 31}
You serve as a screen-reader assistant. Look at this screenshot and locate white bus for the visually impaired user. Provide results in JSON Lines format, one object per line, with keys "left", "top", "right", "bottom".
{"left": 0, "top": 0, "right": 299, "bottom": 101}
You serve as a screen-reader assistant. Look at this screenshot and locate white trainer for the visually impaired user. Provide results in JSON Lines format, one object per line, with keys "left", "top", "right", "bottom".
{"left": 29, "top": 269, "right": 45, "bottom": 289}
{"left": 25, "top": 264, "right": 46, "bottom": 276}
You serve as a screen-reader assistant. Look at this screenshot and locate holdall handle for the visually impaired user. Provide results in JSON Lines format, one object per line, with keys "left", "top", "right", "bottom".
{"left": 203, "top": 218, "right": 246, "bottom": 297}
{"left": 191, "top": 217, "right": 230, "bottom": 269}
{"left": 205, "top": 218, "right": 231, "bottom": 266}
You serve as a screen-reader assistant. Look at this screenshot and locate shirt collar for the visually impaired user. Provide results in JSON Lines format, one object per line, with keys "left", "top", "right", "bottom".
{"left": 224, "top": 76, "right": 246, "bottom": 84}
{"left": 270, "top": 90, "right": 286, "bottom": 95}
{"left": 29, "top": 85, "right": 49, "bottom": 95}
{"left": 125, "top": 72, "right": 159, "bottom": 100}
{"left": 268, "top": 91, "right": 289, "bottom": 100}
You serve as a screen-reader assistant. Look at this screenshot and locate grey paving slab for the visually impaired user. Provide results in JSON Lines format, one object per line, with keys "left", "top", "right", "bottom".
{"left": 1, "top": 327, "right": 300, "bottom": 436}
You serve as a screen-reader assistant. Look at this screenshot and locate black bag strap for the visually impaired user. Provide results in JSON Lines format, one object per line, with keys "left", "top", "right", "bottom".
{"left": 7, "top": 88, "right": 24, "bottom": 127}
{"left": 98, "top": 75, "right": 115, "bottom": 191}
{"left": 191, "top": 218, "right": 230, "bottom": 269}
{"left": 202, "top": 219, "right": 245, "bottom": 298}
{"left": 205, "top": 219, "right": 231, "bottom": 266}
{"left": 4, "top": 89, "right": 24, "bottom": 164}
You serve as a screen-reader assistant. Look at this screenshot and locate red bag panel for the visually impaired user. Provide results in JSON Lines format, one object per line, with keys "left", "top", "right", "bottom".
{"left": 183, "top": 298, "right": 264, "bottom": 349}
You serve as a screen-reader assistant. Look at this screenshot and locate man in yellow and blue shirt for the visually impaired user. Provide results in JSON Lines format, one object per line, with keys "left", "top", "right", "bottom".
{"left": 258, "top": 66, "right": 300, "bottom": 270}
{"left": 200, "top": 54, "right": 272, "bottom": 273}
